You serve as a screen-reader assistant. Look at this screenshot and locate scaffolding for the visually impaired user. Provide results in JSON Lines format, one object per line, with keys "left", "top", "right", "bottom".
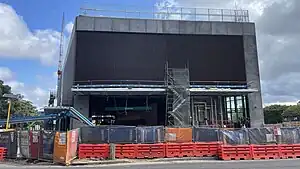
{"left": 165, "top": 65, "right": 191, "bottom": 127}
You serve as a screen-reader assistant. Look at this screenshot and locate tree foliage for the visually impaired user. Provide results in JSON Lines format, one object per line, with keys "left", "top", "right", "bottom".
{"left": 282, "top": 105, "right": 300, "bottom": 117}
{"left": 263, "top": 104, "right": 300, "bottom": 124}
{"left": 263, "top": 105, "right": 288, "bottom": 124}
{"left": 0, "top": 79, "right": 37, "bottom": 118}
{"left": 11, "top": 100, "right": 38, "bottom": 117}
{"left": 0, "top": 80, "right": 12, "bottom": 118}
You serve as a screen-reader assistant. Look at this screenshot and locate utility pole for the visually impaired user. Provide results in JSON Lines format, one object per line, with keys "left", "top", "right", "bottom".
{"left": 56, "top": 13, "right": 65, "bottom": 106}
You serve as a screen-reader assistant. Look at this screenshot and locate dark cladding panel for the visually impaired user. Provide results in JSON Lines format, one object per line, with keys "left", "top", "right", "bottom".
{"left": 75, "top": 31, "right": 246, "bottom": 83}
{"left": 75, "top": 31, "right": 166, "bottom": 82}
{"left": 166, "top": 34, "right": 246, "bottom": 82}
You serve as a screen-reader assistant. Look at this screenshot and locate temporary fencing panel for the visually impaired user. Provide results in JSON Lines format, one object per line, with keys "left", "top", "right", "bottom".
{"left": 53, "top": 132, "right": 67, "bottom": 164}
{"left": 41, "top": 130, "right": 55, "bottom": 160}
{"left": 79, "top": 126, "right": 109, "bottom": 144}
{"left": 248, "top": 128, "right": 275, "bottom": 144}
{"left": 53, "top": 130, "right": 79, "bottom": 165}
{"left": 165, "top": 128, "right": 193, "bottom": 143}
{"left": 30, "top": 131, "right": 42, "bottom": 159}
{"left": 109, "top": 126, "right": 137, "bottom": 144}
{"left": 136, "top": 126, "right": 164, "bottom": 143}
{"left": 0, "top": 131, "right": 17, "bottom": 158}
{"left": 66, "top": 129, "right": 79, "bottom": 165}
{"left": 280, "top": 128, "right": 300, "bottom": 144}
{"left": 193, "top": 128, "right": 219, "bottom": 142}
{"left": 19, "top": 131, "right": 30, "bottom": 159}
{"left": 220, "top": 129, "right": 248, "bottom": 145}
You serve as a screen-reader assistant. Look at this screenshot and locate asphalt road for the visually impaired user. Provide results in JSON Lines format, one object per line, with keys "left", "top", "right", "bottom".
{"left": 1, "top": 159, "right": 300, "bottom": 169}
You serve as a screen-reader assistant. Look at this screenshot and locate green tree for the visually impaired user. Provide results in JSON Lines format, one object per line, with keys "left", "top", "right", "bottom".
{"left": 12, "top": 100, "right": 37, "bottom": 117}
{"left": 0, "top": 80, "right": 12, "bottom": 118}
{"left": 0, "top": 79, "right": 37, "bottom": 118}
{"left": 263, "top": 105, "right": 288, "bottom": 124}
{"left": 282, "top": 105, "right": 300, "bottom": 118}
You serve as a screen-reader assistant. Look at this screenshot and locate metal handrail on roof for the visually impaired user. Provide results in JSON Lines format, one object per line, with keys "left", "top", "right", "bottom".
{"left": 79, "top": 6, "right": 250, "bottom": 23}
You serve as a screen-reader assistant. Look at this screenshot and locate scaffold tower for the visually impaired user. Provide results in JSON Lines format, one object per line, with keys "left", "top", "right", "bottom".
{"left": 165, "top": 64, "right": 191, "bottom": 127}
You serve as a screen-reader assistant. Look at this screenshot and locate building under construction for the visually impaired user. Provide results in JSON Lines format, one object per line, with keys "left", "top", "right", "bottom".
{"left": 59, "top": 7, "right": 264, "bottom": 128}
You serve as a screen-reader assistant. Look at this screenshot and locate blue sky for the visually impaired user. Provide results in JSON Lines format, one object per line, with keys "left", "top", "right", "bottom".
{"left": 0, "top": 0, "right": 158, "bottom": 107}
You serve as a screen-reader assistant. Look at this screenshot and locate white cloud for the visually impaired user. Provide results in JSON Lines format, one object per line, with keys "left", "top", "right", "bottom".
{"left": 263, "top": 101, "right": 298, "bottom": 108}
{"left": 53, "top": 71, "right": 57, "bottom": 79}
{"left": 65, "top": 22, "right": 74, "bottom": 34}
{"left": 5, "top": 81, "right": 25, "bottom": 92}
{"left": 156, "top": 0, "right": 300, "bottom": 105}
{"left": 1, "top": 67, "right": 50, "bottom": 108}
{"left": 0, "top": 67, "right": 13, "bottom": 81}
{"left": 0, "top": 3, "right": 73, "bottom": 66}
{"left": 0, "top": 3, "right": 73, "bottom": 107}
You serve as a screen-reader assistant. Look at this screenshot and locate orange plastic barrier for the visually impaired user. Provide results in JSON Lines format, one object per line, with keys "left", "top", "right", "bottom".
{"left": 165, "top": 143, "right": 194, "bottom": 158}
{"left": 280, "top": 144, "right": 294, "bottom": 159}
{"left": 279, "top": 144, "right": 300, "bottom": 159}
{"left": 165, "top": 143, "right": 181, "bottom": 157}
{"left": 0, "top": 147, "right": 7, "bottom": 160}
{"left": 136, "top": 144, "right": 165, "bottom": 159}
{"left": 290, "top": 144, "right": 300, "bottom": 158}
{"left": 165, "top": 128, "right": 192, "bottom": 143}
{"left": 251, "top": 145, "right": 280, "bottom": 160}
{"left": 219, "top": 145, "right": 252, "bottom": 160}
{"left": 194, "top": 142, "right": 220, "bottom": 157}
{"left": 78, "top": 144, "right": 109, "bottom": 159}
{"left": 115, "top": 144, "right": 137, "bottom": 159}
{"left": 179, "top": 143, "right": 194, "bottom": 157}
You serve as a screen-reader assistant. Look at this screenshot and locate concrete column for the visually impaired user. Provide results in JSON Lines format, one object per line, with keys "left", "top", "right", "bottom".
{"left": 72, "top": 95, "right": 90, "bottom": 129}
{"left": 244, "top": 35, "right": 264, "bottom": 127}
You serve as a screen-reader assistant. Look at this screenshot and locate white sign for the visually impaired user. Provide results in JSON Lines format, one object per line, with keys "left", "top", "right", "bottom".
{"left": 10, "top": 132, "right": 14, "bottom": 142}
{"left": 71, "top": 131, "right": 76, "bottom": 143}
{"left": 59, "top": 133, "right": 66, "bottom": 145}
{"left": 32, "top": 132, "right": 39, "bottom": 143}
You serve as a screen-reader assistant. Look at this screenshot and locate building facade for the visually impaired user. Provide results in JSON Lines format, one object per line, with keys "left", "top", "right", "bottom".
{"left": 60, "top": 10, "right": 263, "bottom": 128}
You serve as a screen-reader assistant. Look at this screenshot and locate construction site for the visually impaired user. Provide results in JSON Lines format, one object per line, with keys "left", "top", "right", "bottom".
{"left": 60, "top": 7, "right": 263, "bottom": 129}
{"left": 0, "top": 6, "right": 297, "bottom": 166}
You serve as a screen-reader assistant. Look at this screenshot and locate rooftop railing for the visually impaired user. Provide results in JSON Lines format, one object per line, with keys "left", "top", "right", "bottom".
{"left": 80, "top": 6, "right": 250, "bottom": 23}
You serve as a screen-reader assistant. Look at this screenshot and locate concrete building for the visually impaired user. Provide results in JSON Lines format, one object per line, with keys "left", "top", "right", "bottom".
{"left": 60, "top": 8, "right": 263, "bottom": 128}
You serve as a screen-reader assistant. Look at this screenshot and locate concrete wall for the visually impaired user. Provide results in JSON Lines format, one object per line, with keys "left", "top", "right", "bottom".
{"left": 61, "top": 22, "right": 76, "bottom": 106}
{"left": 73, "top": 15, "right": 263, "bottom": 127}
{"left": 243, "top": 35, "right": 264, "bottom": 127}
{"left": 76, "top": 16, "right": 255, "bottom": 36}
{"left": 72, "top": 95, "right": 90, "bottom": 129}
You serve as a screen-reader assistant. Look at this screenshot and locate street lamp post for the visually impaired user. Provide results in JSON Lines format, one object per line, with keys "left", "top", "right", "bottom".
{"left": 6, "top": 99, "right": 12, "bottom": 129}
{"left": 3, "top": 94, "right": 21, "bottom": 130}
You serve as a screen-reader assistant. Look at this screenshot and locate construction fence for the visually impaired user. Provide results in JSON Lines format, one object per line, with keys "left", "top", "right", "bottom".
{"left": 0, "top": 126, "right": 300, "bottom": 164}
{"left": 79, "top": 126, "right": 300, "bottom": 145}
